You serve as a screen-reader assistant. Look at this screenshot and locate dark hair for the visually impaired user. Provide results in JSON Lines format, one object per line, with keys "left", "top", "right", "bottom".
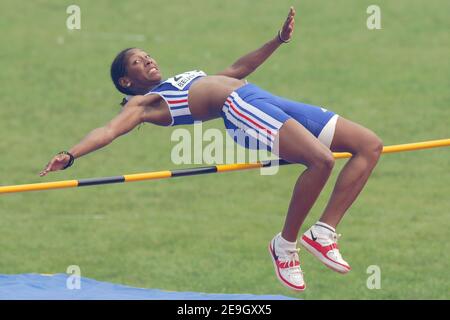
{"left": 110, "top": 47, "right": 136, "bottom": 99}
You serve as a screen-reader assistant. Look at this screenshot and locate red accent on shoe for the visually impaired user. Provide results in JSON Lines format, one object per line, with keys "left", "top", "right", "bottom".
{"left": 301, "top": 235, "right": 351, "bottom": 271}
{"left": 268, "top": 242, "right": 305, "bottom": 291}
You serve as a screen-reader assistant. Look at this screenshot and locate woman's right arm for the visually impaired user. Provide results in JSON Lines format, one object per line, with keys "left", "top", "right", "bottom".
{"left": 39, "top": 95, "right": 157, "bottom": 176}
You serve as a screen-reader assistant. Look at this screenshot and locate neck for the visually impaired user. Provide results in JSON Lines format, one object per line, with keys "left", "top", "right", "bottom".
{"left": 131, "top": 81, "right": 162, "bottom": 95}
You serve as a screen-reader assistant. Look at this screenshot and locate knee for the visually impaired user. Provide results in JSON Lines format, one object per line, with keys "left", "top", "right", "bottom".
{"left": 362, "top": 135, "right": 383, "bottom": 163}
{"left": 309, "top": 150, "right": 335, "bottom": 171}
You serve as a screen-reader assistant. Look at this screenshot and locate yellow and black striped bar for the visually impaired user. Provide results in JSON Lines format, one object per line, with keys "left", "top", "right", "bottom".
{"left": 0, "top": 138, "right": 449, "bottom": 195}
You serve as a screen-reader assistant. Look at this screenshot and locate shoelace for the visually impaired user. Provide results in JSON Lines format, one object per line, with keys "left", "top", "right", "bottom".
{"left": 330, "top": 233, "right": 344, "bottom": 260}
{"left": 315, "top": 231, "right": 344, "bottom": 258}
{"left": 279, "top": 248, "right": 303, "bottom": 271}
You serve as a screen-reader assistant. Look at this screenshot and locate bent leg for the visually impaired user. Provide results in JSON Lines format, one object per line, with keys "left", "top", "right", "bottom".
{"left": 274, "top": 119, "right": 336, "bottom": 242}
{"left": 319, "top": 117, "right": 383, "bottom": 227}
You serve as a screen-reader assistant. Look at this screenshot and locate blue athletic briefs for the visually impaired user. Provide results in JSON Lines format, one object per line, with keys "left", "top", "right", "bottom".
{"left": 221, "top": 83, "right": 338, "bottom": 151}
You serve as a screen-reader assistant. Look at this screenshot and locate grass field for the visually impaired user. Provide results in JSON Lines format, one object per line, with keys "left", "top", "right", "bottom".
{"left": 0, "top": 0, "right": 449, "bottom": 299}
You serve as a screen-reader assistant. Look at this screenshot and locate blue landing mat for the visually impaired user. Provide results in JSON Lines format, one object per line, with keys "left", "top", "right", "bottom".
{"left": 0, "top": 274, "right": 296, "bottom": 300}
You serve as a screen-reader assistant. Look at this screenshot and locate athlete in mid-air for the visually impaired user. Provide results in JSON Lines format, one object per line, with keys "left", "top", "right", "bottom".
{"left": 40, "top": 7, "right": 382, "bottom": 291}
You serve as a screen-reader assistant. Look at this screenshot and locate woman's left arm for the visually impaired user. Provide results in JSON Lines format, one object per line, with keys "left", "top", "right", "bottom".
{"left": 217, "top": 6, "right": 295, "bottom": 79}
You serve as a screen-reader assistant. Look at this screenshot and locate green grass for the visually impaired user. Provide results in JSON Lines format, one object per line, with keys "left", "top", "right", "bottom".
{"left": 0, "top": 0, "right": 449, "bottom": 299}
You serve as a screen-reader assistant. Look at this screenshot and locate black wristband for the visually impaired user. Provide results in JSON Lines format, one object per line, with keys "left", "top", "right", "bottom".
{"left": 277, "top": 30, "right": 291, "bottom": 44}
{"left": 58, "top": 151, "right": 75, "bottom": 170}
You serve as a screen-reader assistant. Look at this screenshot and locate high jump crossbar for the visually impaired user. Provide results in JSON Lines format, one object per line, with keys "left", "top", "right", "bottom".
{"left": 1, "top": 138, "right": 449, "bottom": 195}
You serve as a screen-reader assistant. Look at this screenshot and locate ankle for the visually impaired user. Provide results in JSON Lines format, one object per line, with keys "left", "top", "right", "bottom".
{"left": 276, "top": 233, "right": 297, "bottom": 250}
{"left": 314, "top": 221, "right": 336, "bottom": 234}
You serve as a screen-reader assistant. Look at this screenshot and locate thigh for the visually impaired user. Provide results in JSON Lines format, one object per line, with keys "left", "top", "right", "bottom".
{"left": 221, "top": 89, "right": 292, "bottom": 151}
{"left": 330, "top": 117, "right": 380, "bottom": 153}
{"left": 270, "top": 95, "right": 336, "bottom": 139}
{"left": 274, "top": 118, "right": 333, "bottom": 166}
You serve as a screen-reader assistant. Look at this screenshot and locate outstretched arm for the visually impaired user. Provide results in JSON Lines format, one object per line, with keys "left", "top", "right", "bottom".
{"left": 217, "top": 6, "right": 296, "bottom": 79}
{"left": 39, "top": 95, "right": 156, "bottom": 176}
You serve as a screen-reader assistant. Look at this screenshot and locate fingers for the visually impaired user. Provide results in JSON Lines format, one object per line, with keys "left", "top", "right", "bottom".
{"left": 279, "top": 6, "right": 295, "bottom": 41}
{"left": 39, "top": 159, "right": 54, "bottom": 177}
{"left": 286, "top": 6, "right": 295, "bottom": 21}
{"left": 286, "top": 16, "right": 294, "bottom": 29}
{"left": 283, "top": 7, "right": 295, "bottom": 29}
{"left": 288, "top": 6, "right": 296, "bottom": 18}
{"left": 41, "top": 154, "right": 70, "bottom": 175}
{"left": 39, "top": 155, "right": 66, "bottom": 177}
{"left": 39, "top": 167, "right": 49, "bottom": 177}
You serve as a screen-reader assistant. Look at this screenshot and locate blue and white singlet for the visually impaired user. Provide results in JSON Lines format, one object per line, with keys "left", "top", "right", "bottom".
{"left": 127, "top": 70, "right": 206, "bottom": 126}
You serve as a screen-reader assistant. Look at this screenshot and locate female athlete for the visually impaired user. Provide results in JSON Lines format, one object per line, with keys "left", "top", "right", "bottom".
{"left": 40, "top": 7, "right": 383, "bottom": 291}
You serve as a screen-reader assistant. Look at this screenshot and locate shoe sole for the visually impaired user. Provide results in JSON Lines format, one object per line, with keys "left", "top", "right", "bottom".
{"left": 300, "top": 237, "right": 351, "bottom": 274}
{"left": 268, "top": 241, "right": 306, "bottom": 291}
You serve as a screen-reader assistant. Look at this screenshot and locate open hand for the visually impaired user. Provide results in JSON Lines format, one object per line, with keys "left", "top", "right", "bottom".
{"left": 39, "top": 153, "right": 71, "bottom": 176}
{"left": 279, "top": 6, "right": 296, "bottom": 42}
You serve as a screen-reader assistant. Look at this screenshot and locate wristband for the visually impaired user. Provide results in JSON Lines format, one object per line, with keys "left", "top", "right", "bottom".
{"left": 277, "top": 30, "right": 291, "bottom": 43}
{"left": 58, "top": 151, "right": 75, "bottom": 170}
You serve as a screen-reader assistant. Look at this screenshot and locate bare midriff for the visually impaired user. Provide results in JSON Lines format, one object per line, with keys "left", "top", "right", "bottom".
{"left": 149, "top": 75, "right": 246, "bottom": 124}
{"left": 188, "top": 75, "right": 247, "bottom": 120}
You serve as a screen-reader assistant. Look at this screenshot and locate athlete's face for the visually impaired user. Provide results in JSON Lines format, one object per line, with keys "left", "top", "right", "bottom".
{"left": 120, "top": 49, "right": 162, "bottom": 93}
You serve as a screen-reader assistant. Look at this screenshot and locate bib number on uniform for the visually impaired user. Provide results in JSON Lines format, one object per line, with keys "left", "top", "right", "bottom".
{"left": 167, "top": 70, "right": 206, "bottom": 90}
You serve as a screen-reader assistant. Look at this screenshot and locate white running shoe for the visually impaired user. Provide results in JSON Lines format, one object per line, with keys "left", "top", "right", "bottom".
{"left": 300, "top": 224, "right": 351, "bottom": 274}
{"left": 268, "top": 233, "right": 305, "bottom": 291}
